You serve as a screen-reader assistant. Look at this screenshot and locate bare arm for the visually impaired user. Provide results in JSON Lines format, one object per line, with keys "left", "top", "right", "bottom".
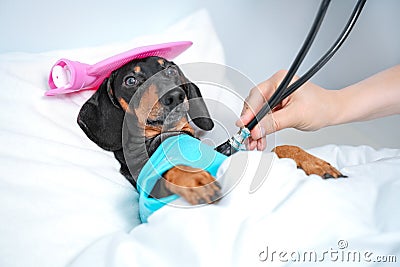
{"left": 332, "top": 64, "right": 400, "bottom": 125}
{"left": 237, "top": 65, "right": 400, "bottom": 150}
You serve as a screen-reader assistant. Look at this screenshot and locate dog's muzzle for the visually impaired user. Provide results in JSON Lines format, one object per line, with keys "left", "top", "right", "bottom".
{"left": 146, "top": 87, "right": 188, "bottom": 127}
{"left": 160, "top": 88, "right": 186, "bottom": 111}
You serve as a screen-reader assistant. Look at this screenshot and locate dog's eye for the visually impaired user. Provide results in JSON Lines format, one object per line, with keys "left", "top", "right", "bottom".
{"left": 125, "top": 76, "right": 138, "bottom": 86}
{"left": 165, "top": 66, "right": 178, "bottom": 77}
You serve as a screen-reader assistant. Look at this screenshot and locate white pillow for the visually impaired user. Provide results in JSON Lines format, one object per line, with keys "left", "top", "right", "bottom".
{"left": 0, "top": 9, "right": 226, "bottom": 267}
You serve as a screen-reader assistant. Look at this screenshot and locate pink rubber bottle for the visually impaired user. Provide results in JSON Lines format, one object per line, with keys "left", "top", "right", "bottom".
{"left": 46, "top": 41, "right": 192, "bottom": 96}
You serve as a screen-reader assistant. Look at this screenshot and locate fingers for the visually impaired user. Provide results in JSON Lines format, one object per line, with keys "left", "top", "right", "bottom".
{"left": 238, "top": 106, "right": 296, "bottom": 151}
{"left": 246, "top": 136, "right": 257, "bottom": 151}
{"left": 235, "top": 70, "right": 302, "bottom": 151}
{"left": 251, "top": 107, "right": 295, "bottom": 138}
{"left": 237, "top": 83, "right": 277, "bottom": 126}
{"left": 236, "top": 70, "right": 291, "bottom": 128}
{"left": 236, "top": 90, "right": 264, "bottom": 129}
{"left": 246, "top": 137, "right": 267, "bottom": 151}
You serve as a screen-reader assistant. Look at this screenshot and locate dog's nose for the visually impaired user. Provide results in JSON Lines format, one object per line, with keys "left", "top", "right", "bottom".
{"left": 160, "top": 88, "right": 185, "bottom": 109}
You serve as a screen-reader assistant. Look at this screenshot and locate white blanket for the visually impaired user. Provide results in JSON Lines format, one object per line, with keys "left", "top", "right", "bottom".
{"left": 69, "top": 146, "right": 400, "bottom": 267}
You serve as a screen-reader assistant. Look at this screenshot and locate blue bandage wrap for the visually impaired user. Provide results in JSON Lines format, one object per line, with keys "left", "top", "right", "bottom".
{"left": 137, "top": 134, "right": 227, "bottom": 222}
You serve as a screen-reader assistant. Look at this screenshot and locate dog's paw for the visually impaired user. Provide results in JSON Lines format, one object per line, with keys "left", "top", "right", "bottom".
{"left": 163, "top": 165, "right": 221, "bottom": 205}
{"left": 273, "top": 145, "right": 347, "bottom": 179}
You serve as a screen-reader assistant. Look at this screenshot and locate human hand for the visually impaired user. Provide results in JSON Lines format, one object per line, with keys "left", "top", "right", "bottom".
{"left": 236, "top": 70, "right": 338, "bottom": 151}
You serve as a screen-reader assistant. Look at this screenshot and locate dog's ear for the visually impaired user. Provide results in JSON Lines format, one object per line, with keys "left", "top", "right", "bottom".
{"left": 77, "top": 76, "right": 124, "bottom": 151}
{"left": 183, "top": 82, "right": 214, "bottom": 131}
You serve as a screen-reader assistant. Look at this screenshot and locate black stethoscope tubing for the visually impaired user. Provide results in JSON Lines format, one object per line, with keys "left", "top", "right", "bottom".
{"left": 246, "top": 0, "right": 367, "bottom": 131}
{"left": 216, "top": 0, "right": 367, "bottom": 156}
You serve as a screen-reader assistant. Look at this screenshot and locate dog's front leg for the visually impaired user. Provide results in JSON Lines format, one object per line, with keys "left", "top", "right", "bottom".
{"left": 150, "top": 165, "right": 221, "bottom": 205}
{"left": 273, "top": 145, "right": 346, "bottom": 178}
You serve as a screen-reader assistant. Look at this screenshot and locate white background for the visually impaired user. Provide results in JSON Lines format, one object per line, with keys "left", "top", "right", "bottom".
{"left": 1, "top": 0, "right": 399, "bottom": 89}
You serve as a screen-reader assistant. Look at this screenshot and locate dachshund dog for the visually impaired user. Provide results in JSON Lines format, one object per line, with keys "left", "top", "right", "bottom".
{"left": 77, "top": 56, "right": 344, "bottom": 205}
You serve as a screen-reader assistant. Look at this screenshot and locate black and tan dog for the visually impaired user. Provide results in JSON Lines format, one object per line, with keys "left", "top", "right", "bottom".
{"left": 77, "top": 56, "right": 344, "bottom": 205}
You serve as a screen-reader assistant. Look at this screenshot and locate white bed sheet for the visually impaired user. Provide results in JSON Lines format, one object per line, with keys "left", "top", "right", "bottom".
{"left": 70, "top": 146, "right": 400, "bottom": 267}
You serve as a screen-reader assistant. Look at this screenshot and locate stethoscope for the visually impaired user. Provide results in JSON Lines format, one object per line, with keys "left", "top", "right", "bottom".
{"left": 215, "top": 0, "right": 367, "bottom": 156}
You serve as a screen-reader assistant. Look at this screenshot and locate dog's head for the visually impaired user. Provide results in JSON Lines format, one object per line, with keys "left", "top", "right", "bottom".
{"left": 77, "top": 56, "right": 214, "bottom": 151}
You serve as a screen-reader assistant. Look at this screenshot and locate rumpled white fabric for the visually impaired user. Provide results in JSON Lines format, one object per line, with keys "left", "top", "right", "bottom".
{"left": 0, "top": 9, "right": 225, "bottom": 267}
{"left": 70, "top": 146, "right": 400, "bottom": 267}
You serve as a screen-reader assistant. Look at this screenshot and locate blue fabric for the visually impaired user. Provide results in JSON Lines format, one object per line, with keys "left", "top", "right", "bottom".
{"left": 137, "top": 134, "right": 227, "bottom": 222}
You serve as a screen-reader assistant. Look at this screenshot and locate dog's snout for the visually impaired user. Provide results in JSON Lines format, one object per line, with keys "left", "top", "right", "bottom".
{"left": 160, "top": 88, "right": 185, "bottom": 109}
